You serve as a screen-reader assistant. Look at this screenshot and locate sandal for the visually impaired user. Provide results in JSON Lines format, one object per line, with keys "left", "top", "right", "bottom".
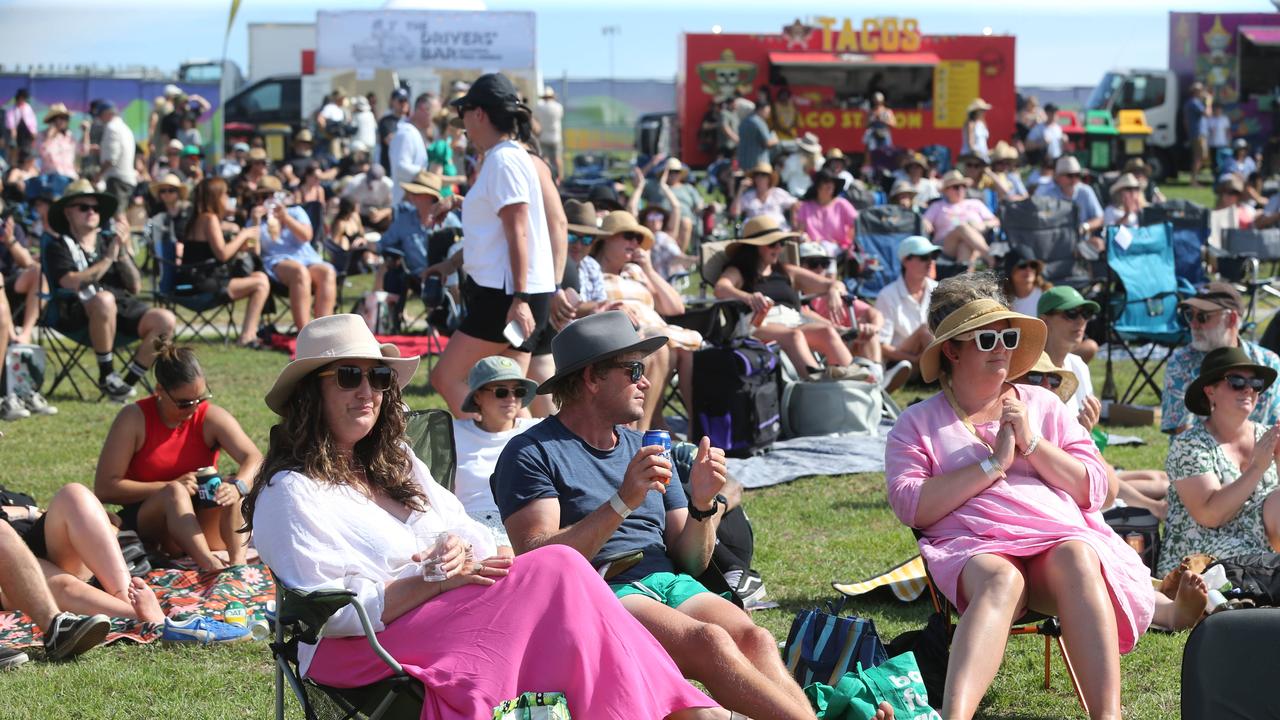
{"left": 236, "top": 339, "right": 265, "bottom": 351}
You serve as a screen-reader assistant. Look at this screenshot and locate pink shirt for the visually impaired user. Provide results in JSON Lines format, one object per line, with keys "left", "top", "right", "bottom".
{"left": 885, "top": 384, "right": 1155, "bottom": 652}
{"left": 922, "top": 198, "right": 995, "bottom": 243}
{"left": 795, "top": 198, "right": 858, "bottom": 252}
{"left": 39, "top": 132, "right": 78, "bottom": 178}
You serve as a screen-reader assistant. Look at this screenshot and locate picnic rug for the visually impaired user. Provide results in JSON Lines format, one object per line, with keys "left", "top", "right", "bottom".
{"left": 0, "top": 563, "right": 276, "bottom": 649}
{"left": 832, "top": 555, "right": 929, "bottom": 602}
{"left": 265, "top": 332, "right": 450, "bottom": 359}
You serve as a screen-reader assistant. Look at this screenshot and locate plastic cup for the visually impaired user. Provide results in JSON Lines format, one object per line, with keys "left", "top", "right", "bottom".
{"left": 414, "top": 529, "right": 449, "bottom": 582}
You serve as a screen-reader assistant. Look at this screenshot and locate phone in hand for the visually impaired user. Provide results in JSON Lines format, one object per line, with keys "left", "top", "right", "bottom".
{"left": 502, "top": 320, "right": 527, "bottom": 348}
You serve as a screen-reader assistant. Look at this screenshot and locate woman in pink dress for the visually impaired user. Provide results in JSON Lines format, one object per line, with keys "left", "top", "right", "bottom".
{"left": 884, "top": 275, "right": 1207, "bottom": 720}
{"left": 921, "top": 171, "right": 999, "bottom": 272}
{"left": 794, "top": 170, "right": 858, "bottom": 259}
{"left": 247, "top": 315, "right": 726, "bottom": 720}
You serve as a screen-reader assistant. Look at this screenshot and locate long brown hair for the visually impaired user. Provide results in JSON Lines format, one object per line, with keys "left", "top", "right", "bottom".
{"left": 193, "top": 176, "right": 228, "bottom": 217}
{"left": 241, "top": 368, "right": 424, "bottom": 532}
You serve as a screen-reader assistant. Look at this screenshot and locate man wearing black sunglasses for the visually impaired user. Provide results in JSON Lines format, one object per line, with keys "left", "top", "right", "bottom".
{"left": 494, "top": 312, "right": 820, "bottom": 720}
{"left": 1161, "top": 282, "right": 1280, "bottom": 435}
{"left": 1037, "top": 286, "right": 1102, "bottom": 429}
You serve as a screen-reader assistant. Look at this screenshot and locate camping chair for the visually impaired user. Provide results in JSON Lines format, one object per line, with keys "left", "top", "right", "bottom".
{"left": 1100, "top": 222, "right": 1188, "bottom": 405}
{"left": 912, "top": 529, "right": 1087, "bottom": 713}
{"left": 143, "top": 218, "right": 238, "bottom": 343}
{"left": 846, "top": 185, "right": 877, "bottom": 211}
{"left": 1217, "top": 228, "right": 1280, "bottom": 337}
{"left": 1141, "top": 200, "right": 1209, "bottom": 288}
{"left": 999, "top": 196, "right": 1093, "bottom": 290}
{"left": 849, "top": 204, "right": 924, "bottom": 299}
{"left": 404, "top": 408, "right": 456, "bottom": 492}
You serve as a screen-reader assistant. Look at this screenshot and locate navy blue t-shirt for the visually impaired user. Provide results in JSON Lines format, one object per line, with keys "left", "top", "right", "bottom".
{"left": 492, "top": 415, "right": 687, "bottom": 584}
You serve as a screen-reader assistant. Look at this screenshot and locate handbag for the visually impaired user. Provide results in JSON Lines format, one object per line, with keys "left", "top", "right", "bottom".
{"left": 4, "top": 343, "right": 46, "bottom": 398}
{"left": 492, "top": 692, "right": 571, "bottom": 720}
{"left": 784, "top": 598, "right": 888, "bottom": 688}
{"left": 805, "top": 652, "right": 942, "bottom": 720}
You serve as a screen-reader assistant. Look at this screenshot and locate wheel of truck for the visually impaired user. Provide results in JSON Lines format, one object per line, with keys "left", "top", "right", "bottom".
{"left": 1144, "top": 151, "right": 1171, "bottom": 183}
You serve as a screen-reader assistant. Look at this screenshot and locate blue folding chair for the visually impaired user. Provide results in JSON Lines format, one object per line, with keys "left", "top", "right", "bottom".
{"left": 919, "top": 144, "right": 951, "bottom": 174}
{"left": 850, "top": 205, "right": 923, "bottom": 299}
{"left": 145, "top": 219, "right": 237, "bottom": 343}
{"left": 1101, "top": 222, "right": 1189, "bottom": 405}
{"left": 1141, "top": 200, "right": 1208, "bottom": 288}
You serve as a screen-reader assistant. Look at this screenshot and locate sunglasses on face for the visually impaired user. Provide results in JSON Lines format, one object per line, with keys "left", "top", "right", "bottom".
{"left": 165, "top": 389, "right": 212, "bottom": 409}
{"left": 1223, "top": 374, "right": 1267, "bottom": 392}
{"left": 1182, "top": 307, "right": 1227, "bottom": 325}
{"left": 608, "top": 360, "right": 645, "bottom": 384}
{"left": 1014, "top": 261, "right": 1038, "bottom": 271}
{"left": 621, "top": 232, "right": 645, "bottom": 242}
{"left": 1058, "top": 308, "right": 1095, "bottom": 321}
{"left": 568, "top": 233, "right": 596, "bottom": 245}
{"left": 158, "top": 188, "right": 178, "bottom": 195}
{"left": 801, "top": 259, "right": 831, "bottom": 270}
{"left": 955, "top": 328, "right": 1021, "bottom": 352}
{"left": 69, "top": 204, "right": 99, "bottom": 214}
{"left": 484, "top": 385, "right": 529, "bottom": 400}
{"left": 318, "top": 364, "right": 395, "bottom": 391}
{"left": 1022, "top": 372, "right": 1063, "bottom": 390}
{"left": 908, "top": 252, "right": 940, "bottom": 262}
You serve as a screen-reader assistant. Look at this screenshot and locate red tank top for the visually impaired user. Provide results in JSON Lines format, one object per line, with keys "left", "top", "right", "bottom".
{"left": 123, "top": 396, "right": 219, "bottom": 483}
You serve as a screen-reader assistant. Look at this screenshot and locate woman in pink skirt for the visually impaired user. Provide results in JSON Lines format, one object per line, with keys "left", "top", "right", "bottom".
{"left": 246, "top": 315, "right": 726, "bottom": 720}
{"left": 885, "top": 275, "right": 1207, "bottom": 720}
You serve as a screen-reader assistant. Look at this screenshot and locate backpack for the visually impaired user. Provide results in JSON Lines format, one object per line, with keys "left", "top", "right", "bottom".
{"left": 1206, "top": 552, "right": 1280, "bottom": 606}
{"left": 4, "top": 343, "right": 46, "bottom": 398}
{"left": 1103, "top": 506, "right": 1160, "bottom": 576}
{"left": 780, "top": 376, "right": 884, "bottom": 439}
{"left": 690, "top": 337, "right": 782, "bottom": 458}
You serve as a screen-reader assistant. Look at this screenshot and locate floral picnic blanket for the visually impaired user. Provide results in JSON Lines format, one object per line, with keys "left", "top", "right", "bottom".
{"left": 0, "top": 563, "right": 276, "bottom": 648}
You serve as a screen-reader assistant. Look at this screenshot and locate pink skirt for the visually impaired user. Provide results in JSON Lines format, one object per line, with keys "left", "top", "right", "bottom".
{"left": 307, "top": 544, "right": 716, "bottom": 720}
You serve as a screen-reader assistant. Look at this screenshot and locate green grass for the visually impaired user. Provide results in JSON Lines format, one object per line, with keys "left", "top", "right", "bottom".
{"left": 0, "top": 181, "right": 1246, "bottom": 717}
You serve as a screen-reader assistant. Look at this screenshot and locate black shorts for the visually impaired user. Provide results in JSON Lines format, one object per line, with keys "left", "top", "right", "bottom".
{"left": 457, "top": 277, "right": 551, "bottom": 352}
{"left": 55, "top": 288, "right": 152, "bottom": 339}
{"left": 18, "top": 514, "right": 48, "bottom": 560}
{"left": 530, "top": 321, "right": 558, "bottom": 357}
{"left": 174, "top": 267, "right": 233, "bottom": 305}
{"left": 117, "top": 502, "right": 143, "bottom": 532}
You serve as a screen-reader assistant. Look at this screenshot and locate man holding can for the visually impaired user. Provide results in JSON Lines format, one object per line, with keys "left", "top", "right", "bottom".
{"left": 494, "top": 312, "right": 855, "bottom": 720}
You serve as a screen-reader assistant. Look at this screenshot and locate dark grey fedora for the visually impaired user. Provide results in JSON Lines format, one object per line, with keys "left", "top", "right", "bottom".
{"left": 538, "top": 311, "right": 667, "bottom": 394}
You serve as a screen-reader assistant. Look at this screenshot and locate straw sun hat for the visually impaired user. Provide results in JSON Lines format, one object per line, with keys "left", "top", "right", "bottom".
{"left": 1018, "top": 352, "right": 1079, "bottom": 404}
{"left": 265, "top": 314, "right": 420, "bottom": 415}
{"left": 702, "top": 215, "right": 801, "bottom": 283}
{"left": 592, "top": 210, "right": 654, "bottom": 251}
{"left": 919, "top": 298, "right": 1047, "bottom": 383}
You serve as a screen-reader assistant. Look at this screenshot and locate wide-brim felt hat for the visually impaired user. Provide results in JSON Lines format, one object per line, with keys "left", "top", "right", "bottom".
{"left": 564, "top": 199, "right": 606, "bottom": 236}
{"left": 703, "top": 215, "right": 801, "bottom": 282}
{"left": 50, "top": 178, "right": 118, "bottom": 236}
{"left": 538, "top": 311, "right": 667, "bottom": 394}
{"left": 265, "top": 314, "right": 420, "bottom": 415}
{"left": 148, "top": 173, "right": 189, "bottom": 201}
{"left": 593, "top": 210, "right": 654, "bottom": 251}
{"left": 802, "top": 170, "right": 848, "bottom": 200}
{"left": 461, "top": 355, "right": 538, "bottom": 414}
{"left": 1185, "top": 345, "right": 1278, "bottom": 416}
{"left": 400, "top": 170, "right": 443, "bottom": 200}
{"left": 1019, "top": 351, "right": 1079, "bottom": 404}
{"left": 919, "top": 298, "right": 1047, "bottom": 383}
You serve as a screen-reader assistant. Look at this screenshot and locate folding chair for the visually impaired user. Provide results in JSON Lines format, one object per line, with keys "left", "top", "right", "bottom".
{"left": 850, "top": 204, "right": 923, "bottom": 299}
{"left": 845, "top": 185, "right": 877, "bottom": 211}
{"left": 1141, "top": 200, "right": 1209, "bottom": 288}
{"left": 1217, "top": 228, "right": 1280, "bottom": 336}
{"left": 1000, "top": 196, "right": 1093, "bottom": 289}
{"left": 1101, "top": 222, "right": 1188, "bottom": 405}
{"left": 144, "top": 218, "right": 238, "bottom": 343}
{"left": 403, "top": 408, "right": 456, "bottom": 492}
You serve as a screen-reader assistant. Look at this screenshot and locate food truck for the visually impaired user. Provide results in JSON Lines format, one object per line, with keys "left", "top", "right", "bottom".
{"left": 678, "top": 17, "right": 1016, "bottom": 167}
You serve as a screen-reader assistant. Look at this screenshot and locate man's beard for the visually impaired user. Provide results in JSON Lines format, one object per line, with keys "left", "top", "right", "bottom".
{"left": 1191, "top": 323, "right": 1232, "bottom": 351}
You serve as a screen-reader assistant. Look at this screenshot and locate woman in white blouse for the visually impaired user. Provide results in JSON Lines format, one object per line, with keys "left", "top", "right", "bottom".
{"left": 246, "top": 315, "right": 725, "bottom": 720}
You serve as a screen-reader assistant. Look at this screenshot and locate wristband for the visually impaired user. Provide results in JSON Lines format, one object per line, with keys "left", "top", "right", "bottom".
{"left": 979, "top": 455, "right": 1004, "bottom": 481}
{"left": 1021, "top": 433, "right": 1041, "bottom": 457}
{"left": 608, "top": 492, "right": 633, "bottom": 519}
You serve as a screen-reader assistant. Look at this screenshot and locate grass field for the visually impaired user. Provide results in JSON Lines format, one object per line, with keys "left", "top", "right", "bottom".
{"left": 0, "top": 179, "right": 1247, "bottom": 718}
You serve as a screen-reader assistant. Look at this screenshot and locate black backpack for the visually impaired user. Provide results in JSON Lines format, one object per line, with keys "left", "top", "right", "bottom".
{"left": 691, "top": 337, "right": 781, "bottom": 458}
{"left": 1104, "top": 506, "right": 1161, "bottom": 576}
{"left": 1207, "top": 553, "right": 1280, "bottom": 606}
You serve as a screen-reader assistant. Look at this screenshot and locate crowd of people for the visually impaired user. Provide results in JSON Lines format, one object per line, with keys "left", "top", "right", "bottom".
{"left": 1, "top": 69, "right": 1277, "bottom": 719}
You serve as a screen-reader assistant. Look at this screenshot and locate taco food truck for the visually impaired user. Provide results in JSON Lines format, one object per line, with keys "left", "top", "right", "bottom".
{"left": 678, "top": 17, "right": 1016, "bottom": 167}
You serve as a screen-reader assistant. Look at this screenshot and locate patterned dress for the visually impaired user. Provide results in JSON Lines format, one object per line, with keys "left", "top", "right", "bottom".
{"left": 1162, "top": 423, "right": 1279, "bottom": 574}
{"left": 601, "top": 263, "right": 702, "bottom": 350}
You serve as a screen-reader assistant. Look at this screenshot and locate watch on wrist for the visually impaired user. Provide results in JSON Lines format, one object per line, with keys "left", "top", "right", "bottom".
{"left": 688, "top": 494, "right": 727, "bottom": 521}
{"left": 233, "top": 478, "right": 250, "bottom": 497}
{"left": 512, "top": 291, "right": 531, "bottom": 301}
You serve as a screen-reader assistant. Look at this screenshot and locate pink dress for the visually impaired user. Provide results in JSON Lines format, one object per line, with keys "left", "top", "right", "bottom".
{"left": 885, "top": 384, "right": 1155, "bottom": 653}
{"left": 795, "top": 198, "right": 858, "bottom": 254}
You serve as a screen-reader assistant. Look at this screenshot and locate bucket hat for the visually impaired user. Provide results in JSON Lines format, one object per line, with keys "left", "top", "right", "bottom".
{"left": 50, "top": 178, "right": 117, "bottom": 236}
{"left": 538, "top": 311, "right": 667, "bottom": 394}
{"left": 1017, "top": 351, "right": 1079, "bottom": 404}
{"left": 1185, "top": 346, "right": 1277, "bottom": 416}
{"left": 265, "top": 314, "right": 420, "bottom": 415}
{"left": 461, "top": 356, "right": 538, "bottom": 413}
{"left": 1036, "top": 286, "right": 1100, "bottom": 316}
{"left": 565, "top": 200, "right": 606, "bottom": 236}
{"left": 399, "top": 170, "right": 443, "bottom": 199}
{"left": 919, "top": 298, "right": 1047, "bottom": 383}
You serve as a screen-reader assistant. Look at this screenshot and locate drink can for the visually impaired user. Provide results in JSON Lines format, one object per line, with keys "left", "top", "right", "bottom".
{"left": 1124, "top": 532, "right": 1146, "bottom": 554}
{"left": 195, "top": 466, "right": 222, "bottom": 507}
{"left": 223, "top": 601, "right": 248, "bottom": 627}
{"left": 642, "top": 430, "right": 672, "bottom": 483}
{"left": 248, "top": 617, "right": 271, "bottom": 641}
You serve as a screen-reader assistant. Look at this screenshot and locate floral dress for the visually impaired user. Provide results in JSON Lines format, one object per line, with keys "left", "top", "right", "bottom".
{"left": 1162, "top": 423, "right": 1279, "bottom": 575}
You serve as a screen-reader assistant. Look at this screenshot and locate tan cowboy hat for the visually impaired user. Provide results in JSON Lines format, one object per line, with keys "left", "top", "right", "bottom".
{"left": 399, "top": 170, "right": 443, "bottom": 200}
{"left": 42, "top": 103, "right": 70, "bottom": 123}
{"left": 50, "top": 178, "right": 117, "bottom": 236}
{"left": 825, "top": 148, "right": 847, "bottom": 161}
{"left": 940, "top": 169, "right": 972, "bottom": 190}
{"left": 748, "top": 161, "right": 774, "bottom": 177}
{"left": 265, "top": 314, "right": 421, "bottom": 415}
{"left": 1054, "top": 155, "right": 1083, "bottom": 176}
{"left": 247, "top": 147, "right": 268, "bottom": 163}
{"left": 966, "top": 98, "right": 993, "bottom": 113}
{"left": 889, "top": 180, "right": 917, "bottom": 200}
{"left": 149, "top": 173, "right": 189, "bottom": 201}
{"left": 1017, "top": 352, "right": 1079, "bottom": 405}
{"left": 294, "top": 128, "right": 314, "bottom": 144}
{"left": 991, "top": 141, "right": 1019, "bottom": 163}
{"left": 1109, "top": 172, "right": 1141, "bottom": 198}
{"left": 703, "top": 215, "right": 801, "bottom": 282}
{"left": 901, "top": 152, "right": 929, "bottom": 171}
{"left": 594, "top": 210, "right": 654, "bottom": 251}
{"left": 565, "top": 200, "right": 606, "bottom": 236}
{"left": 919, "top": 298, "right": 1047, "bottom": 383}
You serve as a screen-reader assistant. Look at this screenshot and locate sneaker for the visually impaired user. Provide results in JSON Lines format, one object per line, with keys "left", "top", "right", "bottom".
{"left": 0, "top": 395, "right": 30, "bottom": 421}
{"left": 20, "top": 392, "right": 57, "bottom": 416}
{"left": 733, "top": 571, "right": 778, "bottom": 611}
{"left": 0, "top": 647, "right": 29, "bottom": 671}
{"left": 99, "top": 373, "right": 134, "bottom": 403}
{"left": 162, "top": 616, "right": 251, "bottom": 645}
{"left": 881, "top": 360, "right": 913, "bottom": 394}
{"left": 43, "top": 613, "right": 110, "bottom": 661}
{"left": 823, "top": 364, "right": 877, "bottom": 382}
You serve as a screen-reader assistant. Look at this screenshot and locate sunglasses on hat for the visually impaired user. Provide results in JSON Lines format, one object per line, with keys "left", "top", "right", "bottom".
{"left": 1023, "top": 372, "right": 1063, "bottom": 390}
{"left": 1223, "top": 374, "right": 1267, "bottom": 392}
{"left": 955, "top": 328, "right": 1021, "bottom": 352}
{"left": 318, "top": 365, "right": 395, "bottom": 391}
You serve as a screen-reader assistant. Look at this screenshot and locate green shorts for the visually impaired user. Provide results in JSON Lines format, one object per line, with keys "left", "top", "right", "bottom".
{"left": 611, "top": 572, "right": 710, "bottom": 609}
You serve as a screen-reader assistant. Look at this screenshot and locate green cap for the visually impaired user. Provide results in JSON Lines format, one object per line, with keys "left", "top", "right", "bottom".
{"left": 461, "top": 356, "right": 537, "bottom": 414}
{"left": 181, "top": 144, "right": 203, "bottom": 157}
{"left": 1037, "top": 286, "right": 1100, "bottom": 317}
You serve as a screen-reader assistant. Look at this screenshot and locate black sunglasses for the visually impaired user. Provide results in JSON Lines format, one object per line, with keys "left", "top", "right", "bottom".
{"left": 1059, "top": 308, "right": 1095, "bottom": 321}
{"left": 621, "top": 232, "right": 645, "bottom": 242}
{"left": 1023, "top": 372, "right": 1063, "bottom": 390}
{"left": 1181, "top": 307, "right": 1227, "bottom": 325}
{"left": 607, "top": 361, "right": 645, "bottom": 384}
{"left": 1013, "top": 260, "right": 1038, "bottom": 271}
{"left": 69, "top": 204, "right": 99, "bottom": 214}
{"left": 318, "top": 365, "right": 395, "bottom": 391}
{"left": 165, "top": 389, "right": 212, "bottom": 409}
{"left": 1223, "top": 374, "right": 1267, "bottom": 392}
{"left": 909, "top": 252, "right": 941, "bottom": 262}
{"left": 485, "top": 386, "right": 529, "bottom": 400}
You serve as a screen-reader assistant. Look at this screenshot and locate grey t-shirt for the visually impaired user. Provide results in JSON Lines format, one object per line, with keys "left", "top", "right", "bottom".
{"left": 493, "top": 415, "right": 687, "bottom": 583}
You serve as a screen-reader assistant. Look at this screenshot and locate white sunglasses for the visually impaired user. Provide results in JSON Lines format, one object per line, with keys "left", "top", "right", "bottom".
{"left": 953, "top": 328, "right": 1021, "bottom": 352}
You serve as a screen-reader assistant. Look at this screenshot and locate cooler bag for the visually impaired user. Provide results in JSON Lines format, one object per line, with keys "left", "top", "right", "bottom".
{"left": 690, "top": 338, "right": 781, "bottom": 457}
{"left": 781, "top": 377, "right": 883, "bottom": 438}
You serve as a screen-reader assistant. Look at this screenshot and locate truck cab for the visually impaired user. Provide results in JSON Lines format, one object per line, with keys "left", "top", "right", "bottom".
{"left": 1087, "top": 69, "right": 1179, "bottom": 179}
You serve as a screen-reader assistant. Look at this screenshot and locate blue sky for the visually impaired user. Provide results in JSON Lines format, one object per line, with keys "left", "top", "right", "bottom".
{"left": 0, "top": 0, "right": 1273, "bottom": 86}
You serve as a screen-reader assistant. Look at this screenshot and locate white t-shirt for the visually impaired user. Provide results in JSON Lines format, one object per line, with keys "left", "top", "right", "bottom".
{"left": 1010, "top": 287, "right": 1042, "bottom": 317}
{"left": 1204, "top": 115, "right": 1231, "bottom": 148}
{"left": 462, "top": 140, "right": 555, "bottom": 294}
{"left": 1062, "top": 352, "right": 1094, "bottom": 416}
{"left": 452, "top": 416, "right": 540, "bottom": 517}
{"left": 875, "top": 276, "right": 937, "bottom": 346}
{"left": 534, "top": 99, "right": 563, "bottom": 145}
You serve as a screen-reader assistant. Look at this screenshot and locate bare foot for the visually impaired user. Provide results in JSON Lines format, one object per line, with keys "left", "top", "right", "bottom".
{"left": 127, "top": 577, "right": 166, "bottom": 624}
{"left": 197, "top": 556, "right": 229, "bottom": 573}
{"left": 1171, "top": 571, "right": 1209, "bottom": 630}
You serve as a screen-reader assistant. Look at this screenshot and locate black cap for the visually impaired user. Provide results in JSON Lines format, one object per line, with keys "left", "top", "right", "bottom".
{"left": 449, "top": 73, "right": 521, "bottom": 111}
{"left": 390, "top": 87, "right": 410, "bottom": 103}
{"left": 1044, "top": 102, "right": 1058, "bottom": 113}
